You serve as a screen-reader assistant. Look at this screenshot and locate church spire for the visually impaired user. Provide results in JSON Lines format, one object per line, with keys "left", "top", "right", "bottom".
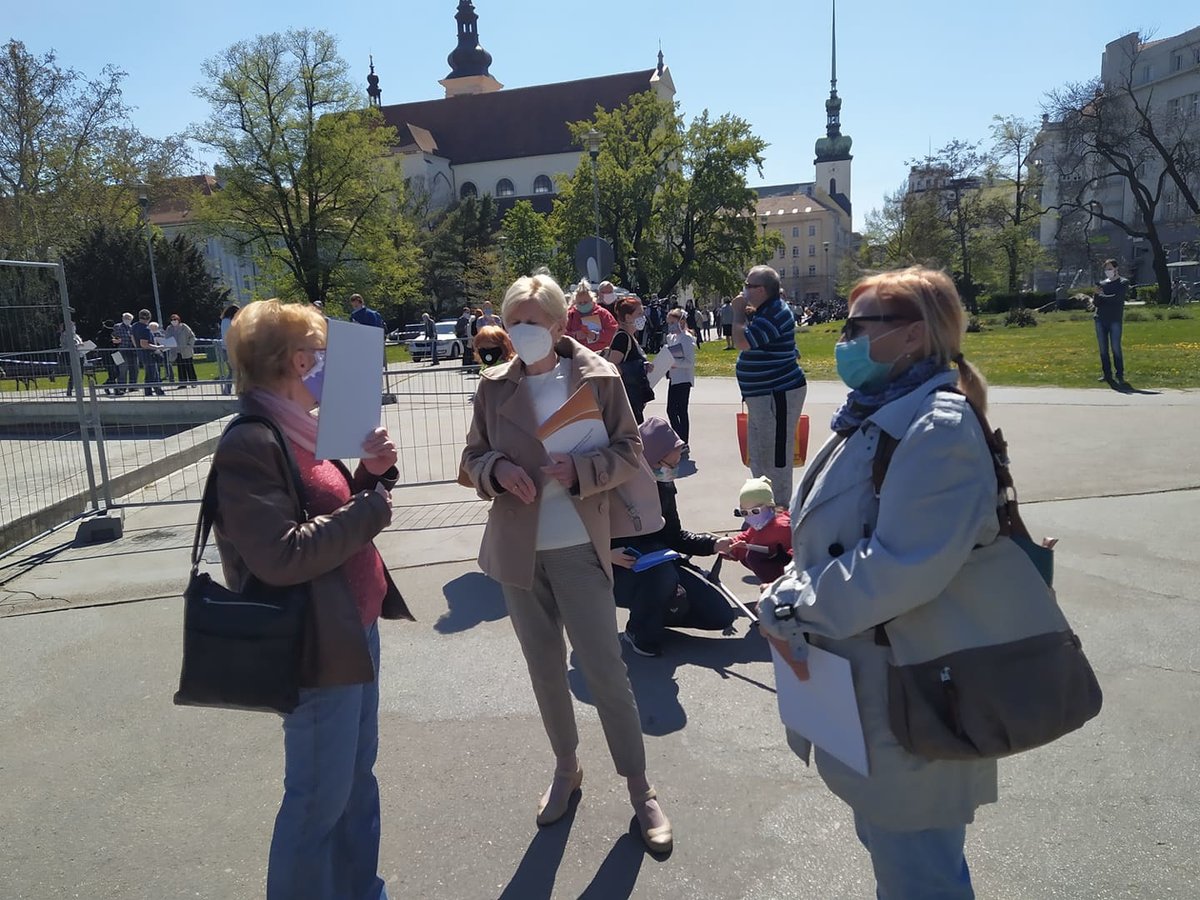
{"left": 366, "top": 55, "right": 381, "bottom": 107}
{"left": 814, "top": 0, "right": 852, "bottom": 164}
{"left": 446, "top": 1, "right": 494, "bottom": 79}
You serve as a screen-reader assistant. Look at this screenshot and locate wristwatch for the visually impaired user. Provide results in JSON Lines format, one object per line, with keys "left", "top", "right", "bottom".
{"left": 772, "top": 602, "right": 798, "bottom": 621}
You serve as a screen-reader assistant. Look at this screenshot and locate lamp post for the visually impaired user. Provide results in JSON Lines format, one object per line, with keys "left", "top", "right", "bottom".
{"left": 823, "top": 240, "right": 831, "bottom": 302}
{"left": 628, "top": 255, "right": 638, "bottom": 294}
{"left": 137, "top": 192, "right": 164, "bottom": 326}
{"left": 759, "top": 214, "right": 769, "bottom": 263}
{"left": 584, "top": 129, "right": 603, "bottom": 280}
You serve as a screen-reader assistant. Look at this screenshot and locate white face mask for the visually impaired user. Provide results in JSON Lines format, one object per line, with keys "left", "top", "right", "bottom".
{"left": 508, "top": 323, "right": 554, "bottom": 364}
{"left": 744, "top": 508, "right": 775, "bottom": 530}
{"left": 633, "top": 315, "right": 647, "bottom": 331}
{"left": 1104, "top": 268, "right": 1116, "bottom": 279}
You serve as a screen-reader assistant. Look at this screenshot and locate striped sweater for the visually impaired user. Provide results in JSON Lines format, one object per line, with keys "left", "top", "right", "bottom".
{"left": 735, "top": 297, "right": 807, "bottom": 398}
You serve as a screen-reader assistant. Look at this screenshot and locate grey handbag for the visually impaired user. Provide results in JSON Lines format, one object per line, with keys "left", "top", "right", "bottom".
{"left": 874, "top": 393, "right": 1102, "bottom": 760}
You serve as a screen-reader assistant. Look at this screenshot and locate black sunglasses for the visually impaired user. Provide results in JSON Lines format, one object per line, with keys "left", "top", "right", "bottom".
{"left": 840, "top": 315, "right": 918, "bottom": 340}
{"left": 743, "top": 282, "right": 764, "bottom": 290}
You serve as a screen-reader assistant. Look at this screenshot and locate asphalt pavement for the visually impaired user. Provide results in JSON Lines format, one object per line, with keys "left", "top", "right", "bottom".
{"left": 1, "top": 377, "right": 1198, "bottom": 899}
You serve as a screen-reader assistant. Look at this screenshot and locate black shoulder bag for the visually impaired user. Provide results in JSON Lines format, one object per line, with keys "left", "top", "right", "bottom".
{"left": 173, "top": 415, "right": 311, "bottom": 714}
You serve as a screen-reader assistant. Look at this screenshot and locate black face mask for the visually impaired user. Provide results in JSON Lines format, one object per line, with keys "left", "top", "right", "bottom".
{"left": 478, "top": 347, "right": 503, "bottom": 366}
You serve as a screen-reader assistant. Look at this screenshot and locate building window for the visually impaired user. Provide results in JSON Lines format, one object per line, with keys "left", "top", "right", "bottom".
{"left": 533, "top": 174, "right": 553, "bottom": 194}
{"left": 1173, "top": 54, "right": 1183, "bottom": 72}
{"left": 1190, "top": 93, "right": 1200, "bottom": 118}
{"left": 808, "top": 224, "right": 817, "bottom": 236}
{"left": 778, "top": 247, "right": 786, "bottom": 259}
{"left": 808, "top": 265, "right": 817, "bottom": 277}
{"left": 792, "top": 246, "right": 800, "bottom": 257}
{"left": 1138, "top": 64, "right": 1152, "bottom": 84}
{"left": 1169, "top": 98, "right": 1182, "bottom": 118}
{"left": 792, "top": 266, "right": 800, "bottom": 277}
{"left": 460, "top": 181, "right": 477, "bottom": 199}
{"left": 808, "top": 244, "right": 816, "bottom": 257}
{"left": 792, "top": 226, "right": 800, "bottom": 237}
{"left": 496, "top": 178, "right": 515, "bottom": 197}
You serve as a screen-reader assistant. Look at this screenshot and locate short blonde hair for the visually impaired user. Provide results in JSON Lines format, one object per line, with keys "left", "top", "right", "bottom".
{"left": 573, "top": 280, "right": 596, "bottom": 305}
{"left": 226, "top": 299, "right": 326, "bottom": 395}
{"left": 849, "top": 267, "right": 988, "bottom": 411}
{"left": 501, "top": 275, "right": 568, "bottom": 325}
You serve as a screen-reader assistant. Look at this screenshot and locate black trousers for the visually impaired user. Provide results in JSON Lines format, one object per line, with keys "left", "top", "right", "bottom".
{"left": 666, "top": 381, "right": 691, "bottom": 443}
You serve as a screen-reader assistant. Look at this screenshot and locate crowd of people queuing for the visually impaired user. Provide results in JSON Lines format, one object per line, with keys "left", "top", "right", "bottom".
{"left": 196, "top": 258, "right": 1085, "bottom": 900}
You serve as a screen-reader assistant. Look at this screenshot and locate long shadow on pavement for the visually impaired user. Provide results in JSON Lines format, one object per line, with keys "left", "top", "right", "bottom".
{"left": 576, "top": 830, "right": 648, "bottom": 899}
{"left": 496, "top": 800, "right": 579, "bottom": 900}
{"left": 568, "top": 629, "right": 772, "bottom": 736}
{"left": 1110, "top": 380, "right": 1162, "bottom": 396}
{"left": 435, "top": 571, "right": 507, "bottom": 634}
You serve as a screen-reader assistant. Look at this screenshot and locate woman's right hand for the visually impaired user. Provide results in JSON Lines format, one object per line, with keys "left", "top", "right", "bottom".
{"left": 494, "top": 459, "right": 537, "bottom": 504}
{"left": 611, "top": 548, "right": 637, "bottom": 569}
{"left": 714, "top": 537, "right": 733, "bottom": 556}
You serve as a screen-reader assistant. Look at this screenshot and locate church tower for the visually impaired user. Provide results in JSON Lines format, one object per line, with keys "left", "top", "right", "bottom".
{"left": 366, "top": 55, "right": 381, "bottom": 107}
{"left": 813, "top": 0, "right": 852, "bottom": 217}
{"left": 439, "top": 1, "right": 503, "bottom": 98}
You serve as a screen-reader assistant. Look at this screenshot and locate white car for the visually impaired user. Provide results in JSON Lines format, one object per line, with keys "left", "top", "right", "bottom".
{"left": 406, "top": 320, "right": 464, "bottom": 361}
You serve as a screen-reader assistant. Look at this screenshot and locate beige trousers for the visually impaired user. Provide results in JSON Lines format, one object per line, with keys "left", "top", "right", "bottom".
{"left": 501, "top": 544, "right": 647, "bottom": 776}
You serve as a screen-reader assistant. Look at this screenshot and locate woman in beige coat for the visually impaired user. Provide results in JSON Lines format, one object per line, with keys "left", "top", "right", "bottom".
{"left": 759, "top": 268, "right": 996, "bottom": 898}
{"left": 460, "top": 274, "right": 672, "bottom": 853}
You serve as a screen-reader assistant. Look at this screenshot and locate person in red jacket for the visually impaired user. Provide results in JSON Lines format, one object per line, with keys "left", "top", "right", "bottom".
{"left": 722, "top": 476, "right": 792, "bottom": 583}
{"left": 565, "top": 281, "right": 619, "bottom": 353}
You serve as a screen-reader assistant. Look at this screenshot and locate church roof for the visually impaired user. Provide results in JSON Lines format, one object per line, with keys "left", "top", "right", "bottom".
{"left": 379, "top": 69, "right": 657, "bottom": 165}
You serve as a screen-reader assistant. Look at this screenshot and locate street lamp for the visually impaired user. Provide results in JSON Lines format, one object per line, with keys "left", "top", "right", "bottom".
{"left": 823, "top": 240, "right": 831, "bottom": 302}
{"left": 628, "top": 255, "right": 638, "bottom": 293}
{"left": 137, "top": 192, "right": 164, "bottom": 326}
{"left": 759, "top": 214, "right": 769, "bottom": 263}
{"left": 584, "top": 128, "right": 603, "bottom": 280}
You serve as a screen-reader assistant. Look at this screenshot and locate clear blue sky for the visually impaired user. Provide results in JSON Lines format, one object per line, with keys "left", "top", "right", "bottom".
{"left": 8, "top": 1, "right": 1196, "bottom": 231}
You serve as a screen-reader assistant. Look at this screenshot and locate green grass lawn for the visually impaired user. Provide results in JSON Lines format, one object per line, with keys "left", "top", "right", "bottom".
{"left": 695, "top": 309, "right": 1200, "bottom": 389}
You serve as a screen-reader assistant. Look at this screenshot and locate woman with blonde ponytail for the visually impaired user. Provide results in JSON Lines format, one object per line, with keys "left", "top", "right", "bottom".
{"left": 757, "top": 266, "right": 1002, "bottom": 898}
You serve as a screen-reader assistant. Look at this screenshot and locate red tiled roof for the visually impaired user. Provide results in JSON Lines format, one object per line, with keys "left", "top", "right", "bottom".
{"left": 380, "top": 70, "right": 657, "bottom": 164}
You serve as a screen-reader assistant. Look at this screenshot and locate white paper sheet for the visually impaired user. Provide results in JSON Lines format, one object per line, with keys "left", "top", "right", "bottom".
{"left": 161, "top": 337, "right": 178, "bottom": 348}
{"left": 770, "top": 644, "right": 870, "bottom": 777}
{"left": 79, "top": 340, "right": 97, "bottom": 352}
{"left": 111, "top": 351, "right": 124, "bottom": 367}
{"left": 647, "top": 346, "right": 675, "bottom": 388}
{"left": 315, "top": 318, "right": 384, "bottom": 461}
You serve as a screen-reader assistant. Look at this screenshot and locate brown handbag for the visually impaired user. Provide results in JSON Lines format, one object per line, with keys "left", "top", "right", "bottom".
{"left": 609, "top": 456, "right": 665, "bottom": 539}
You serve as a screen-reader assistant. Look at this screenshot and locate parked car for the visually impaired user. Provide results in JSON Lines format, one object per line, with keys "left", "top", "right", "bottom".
{"left": 406, "top": 320, "right": 465, "bottom": 361}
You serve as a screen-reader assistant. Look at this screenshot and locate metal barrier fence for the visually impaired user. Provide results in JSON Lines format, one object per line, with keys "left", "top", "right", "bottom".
{"left": 0, "top": 260, "right": 101, "bottom": 555}
{"left": 384, "top": 364, "right": 476, "bottom": 486}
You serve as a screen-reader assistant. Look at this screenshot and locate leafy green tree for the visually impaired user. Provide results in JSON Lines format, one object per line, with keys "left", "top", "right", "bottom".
{"left": 191, "top": 29, "right": 418, "bottom": 307}
{"left": 862, "top": 185, "right": 955, "bottom": 270}
{"left": 499, "top": 200, "right": 557, "bottom": 280}
{"left": 986, "top": 115, "right": 1046, "bottom": 294}
{"left": 420, "top": 195, "right": 503, "bottom": 318}
{"left": 0, "top": 39, "right": 190, "bottom": 261}
{"left": 62, "top": 224, "right": 227, "bottom": 339}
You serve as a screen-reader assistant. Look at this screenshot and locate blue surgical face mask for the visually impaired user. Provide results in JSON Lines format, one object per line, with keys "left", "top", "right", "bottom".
{"left": 576, "top": 301, "right": 594, "bottom": 314}
{"left": 744, "top": 508, "right": 775, "bottom": 529}
{"left": 302, "top": 350, "right": 326, "bottom": 405}
{"left": 835, "top": 335, "right": 895, "bottom": 392}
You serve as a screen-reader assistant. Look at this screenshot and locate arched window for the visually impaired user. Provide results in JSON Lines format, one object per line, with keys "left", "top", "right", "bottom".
{"left": 533, "top": 174, "right": 553, "bottom": 194}
{"left": 496, "top": 178, "right": 515, "bottom": 197}
{"left": 460, "top": 181, "right": 477, "bottom": 199}
{"left": 829, "top": 178, "right": 838, "bottom": 195}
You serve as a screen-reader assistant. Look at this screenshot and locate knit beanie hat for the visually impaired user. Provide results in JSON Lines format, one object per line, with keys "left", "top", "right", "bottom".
{"left": 638, "top": 416, "right": 684, "bottom": 466}
{"left": 739, "top": 476, "right": 774, "bottom": 509}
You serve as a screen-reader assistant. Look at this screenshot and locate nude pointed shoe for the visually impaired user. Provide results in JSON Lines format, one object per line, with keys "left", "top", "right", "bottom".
{"left": 631, "top": 787, "right": 673, "bottom": 854}
{"left": 536, "top": 767, "right": 583, "bottom": 826}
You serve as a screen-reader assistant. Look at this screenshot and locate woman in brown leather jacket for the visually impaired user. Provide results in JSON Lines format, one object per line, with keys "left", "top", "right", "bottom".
{"left": 215, "top": 299, "right": 412, "bottom": 900}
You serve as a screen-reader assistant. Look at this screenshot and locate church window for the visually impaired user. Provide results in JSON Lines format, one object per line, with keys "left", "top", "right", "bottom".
{"left": 533, "top": 175, "right": 553, "bottom": 194}
{"left": 830, "top": 178, "right": 838, "bottom": 196}
{"left": 496, "top": 178, "right": 515, "bottom": 197}
{"left": 460, "top": 181, "right": 477, "bottom": 199}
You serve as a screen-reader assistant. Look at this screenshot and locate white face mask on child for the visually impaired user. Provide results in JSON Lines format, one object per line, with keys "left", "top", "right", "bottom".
{"left": 744, "top": 508, "right": 775, "bottom": 529}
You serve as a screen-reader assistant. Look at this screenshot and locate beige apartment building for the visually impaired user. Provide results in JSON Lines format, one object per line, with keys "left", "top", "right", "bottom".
{"left": 753, "top": 186, "right": 851, "bottom": 304}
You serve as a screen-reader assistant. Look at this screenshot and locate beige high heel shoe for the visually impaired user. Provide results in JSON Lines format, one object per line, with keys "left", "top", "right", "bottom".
{"left": 536, "top": 767, "right": 583, "bottom": 826}
{"left": 631, "top": 787, "right": 673, "bottom": 853}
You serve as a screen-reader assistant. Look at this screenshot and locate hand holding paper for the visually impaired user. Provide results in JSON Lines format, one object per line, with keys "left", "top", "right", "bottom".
{"left": 362, "top": 427, "right": 397, "bottom": 476}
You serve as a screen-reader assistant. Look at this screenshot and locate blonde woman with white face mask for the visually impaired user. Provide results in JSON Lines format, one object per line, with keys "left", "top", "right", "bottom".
{"left": 459, "top": 274, "right": 673, "bottom": 853}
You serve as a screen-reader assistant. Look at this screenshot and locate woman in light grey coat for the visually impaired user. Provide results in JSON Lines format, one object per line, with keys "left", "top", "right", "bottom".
{"left": 759, "top": 267, "right": 995, "bottom": 899}
{"left": 166, "top": 314, "right": 198, "bottom": 385}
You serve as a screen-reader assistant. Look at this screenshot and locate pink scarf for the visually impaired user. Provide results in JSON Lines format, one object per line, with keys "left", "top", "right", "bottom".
{"left": 246, "top": 388, "right": 320, "bottom": 455}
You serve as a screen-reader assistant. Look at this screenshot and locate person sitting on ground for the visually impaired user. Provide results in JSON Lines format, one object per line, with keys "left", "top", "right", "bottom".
{"left": 721, "top": 476, "right": 793, "bottom": 584}
{"left": 566, "top": 281, "right": 619, "bottom": 353}
{"left": 611, "top": 417, "right": 734, "bottom": 657}
{"left": 472, "top": 325, "right": 514, "bottom": 371}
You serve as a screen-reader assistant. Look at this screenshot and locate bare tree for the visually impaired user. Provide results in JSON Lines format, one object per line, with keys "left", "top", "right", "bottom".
{"left": 1044, "top": 33, "right": 1200, "bottom": 302}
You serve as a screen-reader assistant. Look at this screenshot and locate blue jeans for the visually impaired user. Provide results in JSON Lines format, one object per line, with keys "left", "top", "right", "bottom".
{"left": 267, "top": 623, "right": 388, "bottom": 900}
{"left": 854, "top": 812, "right": 974, "bottom": 899}
{"left": 1094, "top": 318, "right": 1124, "bottom": 380}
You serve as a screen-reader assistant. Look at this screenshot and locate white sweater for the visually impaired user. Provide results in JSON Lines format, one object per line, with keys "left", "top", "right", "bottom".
{"left": 525, "top": 359, "right": 591, "bottom": 551}
{"left": 665, "top": 332, "right": 697, "bottom": 385}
